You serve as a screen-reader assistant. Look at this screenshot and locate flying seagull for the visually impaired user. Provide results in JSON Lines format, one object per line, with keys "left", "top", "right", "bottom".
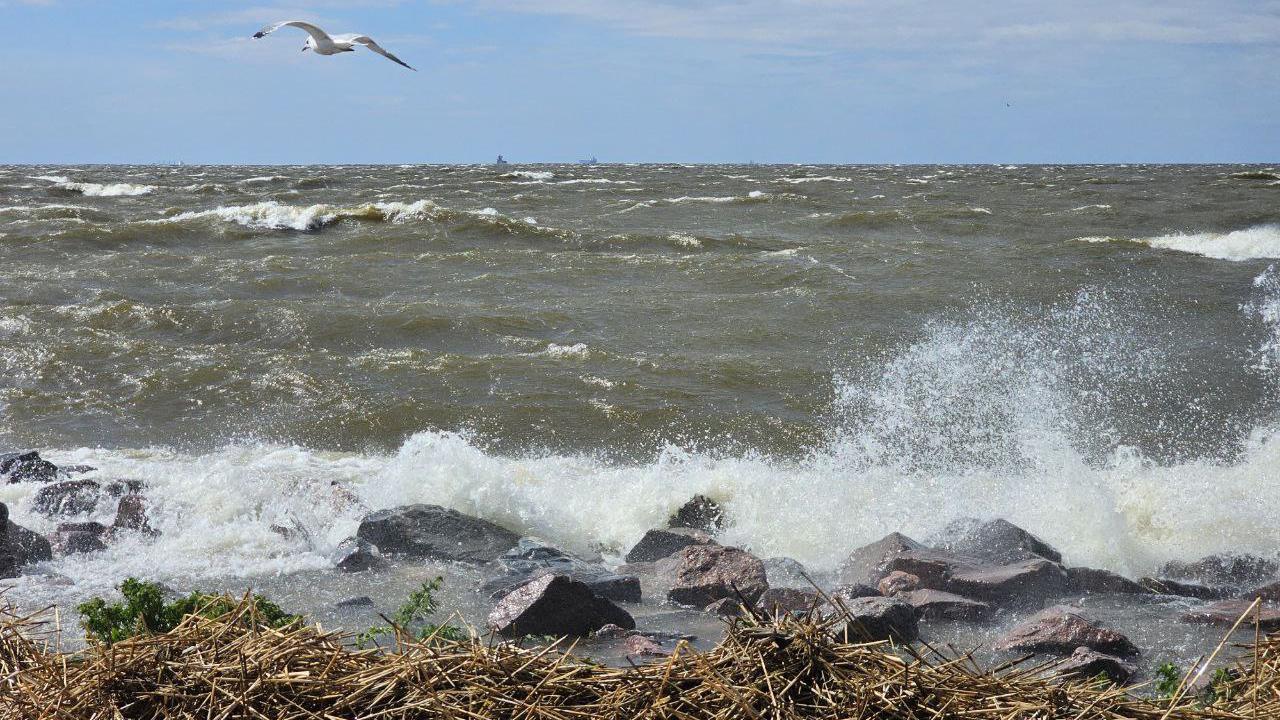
{"left": 253, "top": 21, "right": 416, "bottom": 71}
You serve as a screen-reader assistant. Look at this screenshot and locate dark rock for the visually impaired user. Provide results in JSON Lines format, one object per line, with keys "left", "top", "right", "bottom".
{"left": 1139, "top": 577, "right": 1232, "bottom": 600}
{"left": 1, "top": 505, "right": 53, "bottom": 573}
{"left": 1067, "top": 567, "right": 1151, "bottom": 596}
{"left": 488, "top": 574, "right": 634, "bottom": 637}
{"left": 946, "top": 558, "right": 1069, "bottom": 605}
{"left": 880, "top": 548, "right": 978, "bottom": 589}
{"left": 1056, "top": 647, "right": 1138, "bottom": 684}
{"left": 51, "top": 521, "right": 108, "bottom": 555}
{"left": 1245, "top": 580, "right": 1280, "bottom": 603}
{"left": 903, "top": 589, "right": 993, "bottom": 621}
{"left": 668, "top": 495, "right": 724, "bottom": 533}
{"left": 878, "top": 571, "right": 921, "bottom": 597}
{"left": 336, "top": 595, "right": 375, "bottom": 608}
{"left": 1158, "top": 554, "right": 1279, "bottom": 590}
{"left": 762, "top": 556, "right": 811, "bottom": 589}
{"left": 593, "top": 623, "right": 633, "bottom": 639}
{"left": 837, "top": 596, "right": 919, "bottom": 642}
{"left": 933, "top": 518, "right": 1063, "bottom": 564}
{"left": 32, "top": 479, "right": 101, "bottom": 517}
{"left": 0, "top": 451, "right": 59, "bottom": 483}
{"left": 102, "top": 479, "right": 144, "bottom": 498}
{"left": 624, "top": 634, "right": 669, "bottom": 657}
{"left": 330, "top": 537, "right": 385, "bottom": 573}
{"left": 995, "top": 607, "right": 1138, "bottom": 656}
{"left": 756, "top": 587, "right": 822, "bottom": 615}
{"left": 356, "top": 504, "right": 519, "bottom": 563}
{"left": 624, "top": 528, "right": 714, "bottom": 563}
{"left": 659, "top": 544, "right": 768, "bottom": 607}
{"left": 705, "top": 598, "right": 747, "bottom": 618}
{"left": 112, "top": 494, "right": 157, "bottom": 535}
{"left": 482, "top": 538, "right": 641, "bottom": 603}
{"left": 836, "top": 532, "right": 927, "bottom": 585}
{"left": 830, "top": 583, "right": 882, "bottom": 602}
{"left": 1180, "top": 600, "right": 1280, "bottom": 632}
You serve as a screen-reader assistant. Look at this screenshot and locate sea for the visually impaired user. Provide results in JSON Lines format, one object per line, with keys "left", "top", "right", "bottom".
{"left": 1, "top": 163, "right": 1278, "bottom": 645}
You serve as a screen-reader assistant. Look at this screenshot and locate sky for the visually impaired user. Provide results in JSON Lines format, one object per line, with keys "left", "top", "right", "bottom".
{"left": 1, "top": 0, "right": 1278, "bottom": 164}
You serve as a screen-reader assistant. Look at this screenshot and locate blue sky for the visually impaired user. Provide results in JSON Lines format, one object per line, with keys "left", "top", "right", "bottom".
{"left": 2, "top": 0, "right": 1278, "bottom": 163}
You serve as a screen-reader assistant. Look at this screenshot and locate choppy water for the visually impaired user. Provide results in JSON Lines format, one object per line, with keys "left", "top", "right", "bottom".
{"left": 2, "top": 163, "right": 1279, "bottom": 604}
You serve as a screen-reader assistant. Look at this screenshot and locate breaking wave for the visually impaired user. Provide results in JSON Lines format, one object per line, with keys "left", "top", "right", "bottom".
{"left": 151, "top": 200, "right": 442, "bottom": 231}
{"left": 1082, "top": 225, "right": 1280, "bottom": 261}
{"left": 34, "top": 175, "right": 156, "bottom": 197}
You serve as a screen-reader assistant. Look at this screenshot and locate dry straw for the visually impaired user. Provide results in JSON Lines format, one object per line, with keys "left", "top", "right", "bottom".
{"left": 2, "top": 594, "right": 1277, "bottom": 719}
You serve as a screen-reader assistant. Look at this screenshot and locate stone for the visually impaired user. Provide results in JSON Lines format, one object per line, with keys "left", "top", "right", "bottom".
{"left": 878, "top": 571, "right": 921, "bottom": 597}
{"left": 32, "top": 479, "right": 101, "bottom": 517}
{"left": 1246, "top": 580, "right": 1280, "bottom": 603}
{"left": 593, "top": 623, "right": 633, "bottom": 639}
{"left": 1066, "top": 567, "right": 1151, "bottom": 596}
{"left": 1055, "top": 647, "right": 1138, "bottom": 684}
{"left": 488, "top": 574, "right": 635, "bottom": 637}
{"left": 482, "top": 538, "right": 641, "bottom": 603}
{"left": 881, "top": 548, "right": 978, "bottom": 589}
{"left": 946, "top": 558, "right": 1069, "bottom": 605}
{"left": 0, "top": 504, "right": 53, "bottom": 574}
{"left": 836, "top": 532, "right": 928, "bottom": 585}
{"left": 902, "top": 589, "right": 993, "bottom": 621}
{"left": 624, "top": 528, "right": 714, "bottom": 563}
{"left": 624, "top": 634, "right": 669, "bottom": 657}
{"left": 756, "top": 587, "right": 822, "bottom": 615}
{"left": 330, "top": 537, "right": 386, "bottom": 573}
{"left": 1139, "top": 577, "right": 1231, "bottom": 600}
{"left": 705, "top": 598, "right": 747, "bottom": 617}
{"left": 933, "top": 518, "right": 1063, "bottom": 564}
{"left": 830, "top": 583, "right": 882, "bottom": 603}
{"left": 659, "top": 544, "right": 768, "bottom": 608}
{"left": 51, "top": 522, "right": 108, "bottom": 555}
{"left": 356, "top": 504, "right": 519, "bottom": 563}
{"left": 335, "top": 596, "right": 375, "bottom": 608}
{"left": 762, "top": 556, "right": 811, "bottom": 589}
{"left": 112, "top": 494, "right": 157, "bottom": 535}
{"left": 1158, "top": 554, "right": 1279, "bottom": 590}
{"left": 995, "top": 607, "right": 1138, "bottom": 656}
{"left": 837, "top": 596, "right": 919, "bottom": 642}
{"left": 1180, "top": 600, "right": 1280, "bottom": 632}
{"left": 668, "top": 495, "right": 724, "bottom": 533}
{"left": 0, "top": 451, "right": 59, "bottom": 483}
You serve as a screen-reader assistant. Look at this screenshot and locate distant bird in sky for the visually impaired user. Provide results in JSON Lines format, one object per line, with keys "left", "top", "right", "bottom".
{"left": 253, "top": 21, "right": 416, "bottom": 71}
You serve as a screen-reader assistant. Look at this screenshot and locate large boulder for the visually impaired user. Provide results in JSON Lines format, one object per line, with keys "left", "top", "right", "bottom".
{"left": 1180, "top": 600, "right": 1280, "bottom": 632}
{"left": 112, "top": 494, "right": 157, "bottom": 535}
{"left": 356, "top": 504, "right": 519, "bottom": 563}
{"left": 1158, "top": 554, "right": 1278, "bottom": 590}
{"left": 0, "top": 503, "right": 53, "bottom": 576}
{"left": 878, "top": 571, "right": 921, "bottom": 597}
{"left": 945, "top": 558, "right": 1069, "bottom": 606}
{"left": 482, "top": 538, "right": 641, "bottom": 603}
{"left": 902, "top": 589, "right": 993, "bottom": 621}
{"left": 755, "top": 587, "right": 822, "bottom": 615}
{"left": 995, "top": 607, "right": 1138, "bottom": 657}
{"left": 330, "top": 537, "right": 386, "bottom": 573}
{"left": 1066, "top": 567, "right": 1151, "bottom": 596}
{"left": 1, "top": 451, "right": 59, "bottom": 483}
{"left": 659, "top": 544, "right": 768, "bottom": 607}
{"left": 625, "top": 528, "right": 714, "bottom": 563}
{"left": 50, "top": 522, "right": 107, "bottom": 555}
{"left": 488, "top": 574, "right": 634, "bottom": 637}
{"left": 32, "top": 479, "right": 101, "bottom": 517}
{"left": 668, "top": 495, "right": 724, "bottom": 533}
{"left": 1056, "top": 647, "right": 1138, "bottom": 684}
{"left": 1139, "top": 577, "right": 1232, "bottom": 600}
{"left": 837, "top": 596, "right": 919, "bottom": 642}
{"left": 932, "top": 518, "right": 1063, "bottom": 565}
{"left": 836, "top": 532, "right": 927, "bottom": 585}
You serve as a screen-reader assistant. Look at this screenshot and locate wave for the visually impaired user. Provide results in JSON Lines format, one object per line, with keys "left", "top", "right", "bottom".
{"left": 501, "top": 171, "right": 554, "bottom": 181}
{"left": 150, "top": 200, "right": 441, "bottom": 231}
{"left": 1229, "top": 170, "right": 1279, "bottom": 181}
{"left": 663, "top": 191, "right": 772, "bottom": 205}
{"left": 32, "top": 175, "right": 156, "bottom": 197}
{"left": 1081, "top": 225, "right": 1280, "bottom": 262}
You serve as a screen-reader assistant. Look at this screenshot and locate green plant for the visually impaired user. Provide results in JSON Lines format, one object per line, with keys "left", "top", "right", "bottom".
{"left": 1154, "top": 662, "right": 1183, "bottom": 698}
{"left": 358, "top": 577, "right": 469, "bottom": 647}
{"left": 1201, "top": 667, "right": 1235, "bottom": 705}
{"left": 78, "top": 578, "right": 298, "bottom": 645}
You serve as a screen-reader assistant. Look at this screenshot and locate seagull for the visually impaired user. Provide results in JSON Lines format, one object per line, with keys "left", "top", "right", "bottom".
{"left": 253, "top": 21, "right": 416, "bottom": 71}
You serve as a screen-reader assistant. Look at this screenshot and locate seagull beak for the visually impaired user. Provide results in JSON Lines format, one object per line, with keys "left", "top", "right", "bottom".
{"left": 301, "top": 46, "right": 310, "bottom": 52}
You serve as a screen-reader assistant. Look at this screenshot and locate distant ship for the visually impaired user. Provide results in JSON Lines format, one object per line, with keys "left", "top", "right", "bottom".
{"left": 580, "top": 156, "right": 598, "bottom": 166}
{"left": 495, "top": 155, "right": 509, "bottom": 166}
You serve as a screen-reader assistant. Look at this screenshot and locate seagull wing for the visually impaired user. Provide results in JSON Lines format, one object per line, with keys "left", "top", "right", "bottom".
{"left": 337, "top": 34, "right": 416, "bottom": 71}
{"left": 253, "top": 20, "right": 333, "bottom": 45}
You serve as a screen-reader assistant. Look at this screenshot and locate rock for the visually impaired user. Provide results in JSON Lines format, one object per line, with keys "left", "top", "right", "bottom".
{"left": 1180, "top": 600, "right": 1280, "bottom": 632}
{"left": 1158, "top": 554, "right": 1278, "bottom": 589}
{"left": 0, "top": 504, "right": 53, "bottom": 574}
{"left": 31, "top": 479, "right": 101, "bottom": 517}
{"left": 880, "top": 548, "right": 977, "bottom": 589}
{"left": 102, "top": 479, "right": 143, "bottom": 498}
{"left": 1066, "top": 567, "right": 1151, "bottom": 596}
{"left": 624, "top": 634, "right": 669, "bottom": 657}
{"left": 51, "top": 522, "right": 108, "bottom": 555}
{"left": 1245, "top": 580, "right": 1280, "bottom": 603}
{"left": 878, "top": 571, "right": 921, "bottom": 597}
{"left": 995, "top": 607, "right": 1138, "bottom": 656}
{"left": 482, "top": 538, "right": 641, "bottom": 603}
{"left": 933, "top": 518, "right": 1063, "bottom": 564}
{"left": 1139, "top": 577, "right": 1232, "bottom": 600}
{"left": 762, "top": 556, "right": 811, "bottom": 589}
{"left": 837, "top": 596, "right": 919, "bottom": 642}
{"left": 705, "top": 598, "right": 747, "bottom": 617}
{"left": 112, "top": 494, "right": 157, "bottom": 535}
{"left": 945, "top": 558, "right": 1069, "bottom": 606}
{"left": 488, "top": 574, "right": 634, "bottom": 637}
{"left": 356, "top": 504, "right": 519, "bottom": 563}
{"left": 668, "top": 495, "right": 724, "bottom": 533}
{"left": 336, "top": 596, "right": 375, "bottom": 608}
{"left": 624, "top": 528, "right": 714, "bottom": 563}
{"left": 0, "top": 451, "right": 59, "bottom": 483}
{"left": 659, "top": 544, "right": 768, "bottom": 607}
{"left": 330, "top": 537, "right": 386, "bottom": 573}
{"left": 1056, "top": 647, "right": 1138, "bottom": 684}
{"left": 836, "top": 532, "right": 927, "bottom": 585}
{"left": 902, "top": 589, "right": 993, "bottom": 621}
{"left": 756, "top": 587, "right": 822, "bottom": 615}
{"left": 830, "top": 583, "right": 882, "bottom": 603}
{"left": 593, "top": 623, "right": 633, "bottom": 639}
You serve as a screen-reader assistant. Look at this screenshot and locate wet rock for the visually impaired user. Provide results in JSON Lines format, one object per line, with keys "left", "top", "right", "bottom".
{"left": 705, "top": 598, "right": 747, "bottom": 618}
{"left": 836, "top": 532, "right": 927, "bottom": 585}
{"left": 933, "top": 518, "right": 1063, "bottom": 565}
{"left": 482, "top": 538, "right": 641, "bottom": 603}
{"left": 881, "top": 548, "right": 978, "bottom": 589}
{"left": 356, "top": 504, "right": 519, "bottom": 563}
{"left": 112, "top": 494, "right": 157, "bottom": 535}
{"left": 488, "top": 574, "right": 634, "bottom": 637}
{"left": 878, "top": 570, "right": 921, "bottom": 597}
{"left": 1067, "top": 567, "right": 1151, "bottom": 596}
{"left": 1245, "top": 580, "right": 1280, "bottom": 603}
{"left": 624, "top": 634, "right": 669, "bottom": 657}
{"left": 1158, "top": 554, "right": 1278, "bottom": 590}
{"left": 837, "top": 596, "right": 919, "bottom": 642}
{"left": 1056, "top": 647, "right": 1138, "bottom": 684}
{"left": 625, "top": 528, "right": 714, "bottom": 563}
{"left": 103, "top": 479, "right": 144, "bottom": 498}
{"left": 1139, "top": 577, "right": 1232, "bottom": 600}
{"left": 336, "top": 596, "right": 375, "bottom": 608}
{"left": 831, "top": 583, "right": 881, "bottom": 603}
{"left": 946, "top": 558, "right": 1069, "bottom": 606}
{"left": 32, "top": 479, "right": 101, "bottom": 517}
{"left": 0, "top": 451, "right": 59, "bottom": 483}
{"left": 330, "top": 537, "right": 386, "bottom": 573}
{"left": 51, "top": 521, "right": 108, "bottom": 555}
{"left": 0, "top": 503, "right": 53, "bottom": 575}
{"left": 903, "top": 589, "right": 993, "bottom": 621}
{"left": 658, "top": 544, "right": 768, "bottom": 607}
{"left": 1180, "top": 600, "right": 1280, "bottom": 632}
{"left": 995, "top": 607, "right": 1138, "bottom": 656}
{"left": 668, "top": 495, "right": 724, "bottom": 533}
{"left": 762, "top": 556, "right": 811, "bottom": 589}
{"left": 756, "top": 587, "right": 822, "bottom": 615}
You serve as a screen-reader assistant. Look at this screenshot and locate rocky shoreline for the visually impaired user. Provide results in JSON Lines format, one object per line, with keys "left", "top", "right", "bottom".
{"left": 4, "top": 450, "right": 1279, "bottom": 682}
